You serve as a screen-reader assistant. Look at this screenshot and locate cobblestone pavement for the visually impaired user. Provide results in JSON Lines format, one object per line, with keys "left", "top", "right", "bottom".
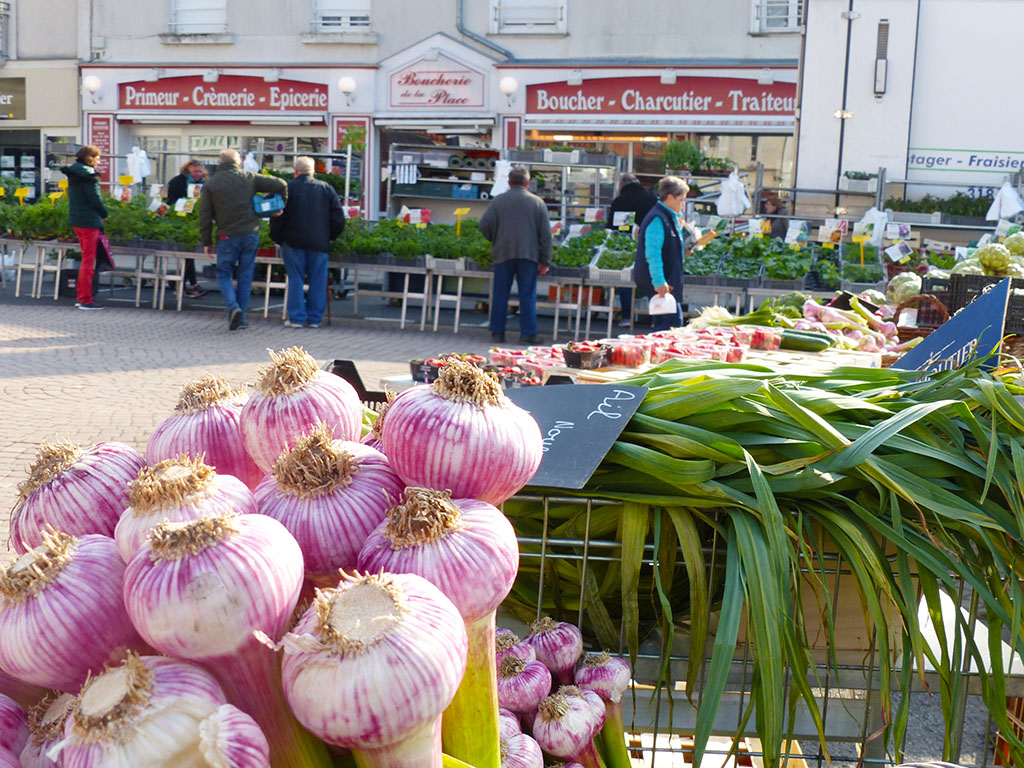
{"left": 0, "top": 298, "right": 489, "bottom": 557}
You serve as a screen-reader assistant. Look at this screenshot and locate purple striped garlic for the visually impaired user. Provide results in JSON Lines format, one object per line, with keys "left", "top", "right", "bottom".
{"left": 575, "top": 651, "right": 632, "bottom": 768}
{"left": 0, "top": 532, "right": 144, "bottom": 692}
{"left": 9, "top": 440, "right": 145, "bottom": 553}
{"left": 496, "top": 629, "right": 537, "bottom": 667}
{"left": 122, "top": 512, "right": 329, "bottom": 768}
{"left": 0, "top": 666, "right": 46, "bottom": 711}
{"left": 497, "top": 656, "right": 552, "bottom": 715}
{"left": 240, "top": 347, "right": 362, "bottom": 472}
{"left": 114, "top": 454, "right": 256, "bottom": 563}
{"left": 0, "top": 695, "right": 26, "bottom": 755}
{"left": 380, "top": 358, "right": 542, "bottom": 506}
{"left": 357, "top": 488, "right": 519, "bottom": 768}
{"left": 0, "top": 750, "right": 17, "bottom": 768}
{"left": 531, "top": 692, "right": 603, "bottom": 768}
{"left": 498, "top": 708, "right": 521, "bottom": 741}
{"left": 524, "top": 617, "right": 583, "bottom": 686}
{"left": 48, "top": 654, "right": 266, "bottom": 768}
{"left": 17, "top": 693, "right": 73, "bottom": 768}
{"left": 500, "top": 733, "right": 543, "bottom": 768}
{"left": 146, "top": 375, "right": 264, "bottom": 490}
{"left": 280, "top": 572, "right": 468, "bottom": 768}
{"left": 198, "top": 705, "right": 271, "bottom": 768}
{"left": 254, "top": 424, "right": 404, "bottom": 586}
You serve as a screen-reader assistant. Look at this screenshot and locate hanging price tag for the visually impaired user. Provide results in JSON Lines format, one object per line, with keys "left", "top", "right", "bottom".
{"left": 851, "top": 233, "right": 870, "bottom": 264}
{"left": 118, "top": 175, "right": 134, "bottom": 186}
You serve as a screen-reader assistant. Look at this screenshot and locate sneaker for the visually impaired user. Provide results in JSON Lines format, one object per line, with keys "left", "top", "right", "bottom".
{"left": 76, "top": 302, "right": 105, "bottom": 311}
{"left": 617, "top": 318, "right": 633, "bottom": 328}
{"left": 306, "top": 323, "right": 321, "bottom": 329}
{"left": 184, "top": 285, "right": 206, "bottom": 298}
{"left": 228, "top": 307, "right": 242, "bottom": 330}
{"left": 491, "top": 332, "right": 506, "bottom": 343}
{"left": 238, "top": 318, "right": 249, "bottom": 329}
{"left": 284, "top": 320, "right": 304, "bottom": 328}
{"left": 520, "top": 335, "right": 543, "bottom": 345}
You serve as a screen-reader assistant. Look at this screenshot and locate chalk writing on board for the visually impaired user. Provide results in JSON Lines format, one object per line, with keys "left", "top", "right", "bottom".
{"left": 541, "top": 421, "right": 574, "bottom": 453}
{"left": 587, "top": 389, "right": 638, "bottom": 420}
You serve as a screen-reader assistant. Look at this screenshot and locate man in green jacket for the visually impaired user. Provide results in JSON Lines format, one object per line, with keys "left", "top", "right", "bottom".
{"left": 61, "top": 145, "right": 109, "bottom": 310}
{"left": 199, "top": 149, "right": 287, "bottom": 330}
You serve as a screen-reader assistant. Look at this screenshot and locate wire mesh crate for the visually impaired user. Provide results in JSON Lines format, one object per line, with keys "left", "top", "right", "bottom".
{"left": 502, "top": 493, "right": 1014, "bottom": 768}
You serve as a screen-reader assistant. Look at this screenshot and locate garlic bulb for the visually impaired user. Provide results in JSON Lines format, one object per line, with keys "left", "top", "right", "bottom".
{"left": 198, "top": 704, "right": 271, "bottom": 768}
{"left": 115, "top": 454, "right": 256, "bottom": 563}
{"left": 0, "top": 532, "right": 143, "bottom": 692}
{"left": 10, "top": 440, "right": 144, "bottom": 553}
{"left": 0, "top": 694, "right": 27, "bottom": 755}
{"left": 17, "top": 693, "right": 73, "bottom": 768}
{"left": 50, "top": 654, "right": 265, "bottom": 768}
{"left": 281, "top": 572, "right": 468, "bottom": 768}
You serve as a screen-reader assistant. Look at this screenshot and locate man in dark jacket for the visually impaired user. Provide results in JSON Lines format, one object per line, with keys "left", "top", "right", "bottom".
{"left": 165, "top": 159, "right": 207, "bottom": 297}
{"left": 608, "top": 174, "right": 657, "bottom": 326}
{"left": 199, "top": 149, "right": 287, "bottom": 330}
{"left": 269, "top": 156, "right": 344, "bottom": 328}
{"left": 479, "top": 166, "right": 552, "bottom": 344}
{"left": 61, "top": 145, "right": 109, "bottom": 310}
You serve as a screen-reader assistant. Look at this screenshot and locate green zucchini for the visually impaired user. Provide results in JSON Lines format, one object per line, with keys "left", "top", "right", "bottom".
{"left": 779, "top": 329, "right": 833, "bottom": 352}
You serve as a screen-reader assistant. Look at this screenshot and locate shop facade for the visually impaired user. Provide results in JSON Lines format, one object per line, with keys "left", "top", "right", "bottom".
{"left": 0, "top": 64, "right": 79, "bottom": 201}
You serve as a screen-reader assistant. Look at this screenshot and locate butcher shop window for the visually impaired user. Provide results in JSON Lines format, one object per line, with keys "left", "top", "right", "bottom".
{"left": 491, "top": 0, "right": 566, "bottom": 34}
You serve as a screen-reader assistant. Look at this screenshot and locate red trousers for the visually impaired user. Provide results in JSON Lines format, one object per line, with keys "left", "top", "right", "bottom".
{"left": 73, "top": 226, "right": 99, "bottom": 304}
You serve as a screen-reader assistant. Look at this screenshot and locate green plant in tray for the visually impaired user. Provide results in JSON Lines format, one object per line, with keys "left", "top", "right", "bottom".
{"left": 596, "top": 249, "right": 634, "bottom": 270}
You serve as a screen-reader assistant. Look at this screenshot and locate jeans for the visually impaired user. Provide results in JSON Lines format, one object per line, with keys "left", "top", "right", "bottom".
{"left": 281, "top": 245, "right": 329, "bottom": 325}
{"left": 617, "top": 287, "right": 634, "bottom": 322}
{"left": 215, "top": 232, "right": 259, "bottom": 316}
{"left": 72, "top": 226, "right": 99, "bottom": 304}
{"left": 491, "top": 259, "right": 539, "bottom": 338}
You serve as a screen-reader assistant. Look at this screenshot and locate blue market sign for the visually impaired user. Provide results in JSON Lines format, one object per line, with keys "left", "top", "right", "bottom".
{"left": 894, "top": 278, "right": 1010, "bottom": 373}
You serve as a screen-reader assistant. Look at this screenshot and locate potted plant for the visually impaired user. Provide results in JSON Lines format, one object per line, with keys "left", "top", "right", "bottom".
{"left": 839, "top": 170, "right": 879, "bottom": 193}
{"left": 662, "top": 139, "right": 704, "bottom": 174}
{"left": 508, "top": 146, "right": 545, "bottom": 163}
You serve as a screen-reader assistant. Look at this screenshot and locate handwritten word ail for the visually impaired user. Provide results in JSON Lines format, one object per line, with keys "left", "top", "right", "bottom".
{"left": 588, "top": 389, "right": 637, "bottom": 421}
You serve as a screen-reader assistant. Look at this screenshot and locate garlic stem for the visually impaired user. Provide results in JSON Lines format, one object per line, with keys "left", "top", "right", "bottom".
{"left": 206, "top": 644, "right": 331, "bottom": 768}
{"left": 593, "top": 703, "right": 630, "bottom": 768}
{"left": 352, "top": 719, "right": 442, "bottom": 768}
{"left": 441, "top": 614, "right": 500, "bottom": 768}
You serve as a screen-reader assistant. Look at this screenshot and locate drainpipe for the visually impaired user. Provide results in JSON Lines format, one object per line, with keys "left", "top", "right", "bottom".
{"left": 790, "top": 0, "right": 810, "bottom": 212}
{"left": 834, "top": 0, "right": 856, "bottom": 211}
{"left": 456, "top": 0, "right": 514, "bottom": 60}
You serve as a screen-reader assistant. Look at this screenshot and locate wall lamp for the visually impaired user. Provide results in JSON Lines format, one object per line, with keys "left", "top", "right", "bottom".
{"left": 203, "top": 69, "right": 220, "bottom": 83}
{"left": 82, "top": 75, "right": 103, "bottom": 104}
{"left": 144, "top": 68, "right": 165, "bottom": 83}
{"left": 338, "top": 75, "right": 357, "bottom": 107}
{"left": 660, "top": 68, "right": 677, "bottom": 85}
{"left": 264, "top": 68, "right": 281, "bottom": 83}
{"left": 566, "top": 69, "right": 583, "bottom": 87}
{"left": 499, "top": 76, "right": 518, "bottom": 108}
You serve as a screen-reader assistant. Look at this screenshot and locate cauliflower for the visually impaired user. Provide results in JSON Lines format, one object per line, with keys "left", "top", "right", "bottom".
{"left": 1005, "top": 231, "right": 1024, "bottom": 256}
{"left": 952, "top": 258, "right": 984, "bottom": 275}
{"left": 925, "top": 266, "right": 950, "bottom": 280}
{"left": 976, "top": 243, "right": 1011, "bottom": 275}
{"left": 1007, "top": 262, "right": 1024, "bottom": 279}
{"left": 886, "top": 272, "right": 922, "bottom": 305}
{"left": 858, "top": 289, "right": 887, "bottom": 306}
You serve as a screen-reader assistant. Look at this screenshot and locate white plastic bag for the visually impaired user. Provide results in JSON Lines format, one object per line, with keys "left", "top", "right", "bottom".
{"left": 986, "top": 181, "right": 1024, "bottom": 221}
{"left": 859, "top": 207, "right": 888, "bottom": 248}
{"left": 490, "top": 160, "right": 512, "bottom": 197}
{"left": 715, "top": 171, "right": 751, "bottom": 217}
{"left": 242, "top": 152, "right": 260, "bottom": 173}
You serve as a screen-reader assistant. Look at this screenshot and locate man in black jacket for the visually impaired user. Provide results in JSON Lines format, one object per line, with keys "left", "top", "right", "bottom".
{"left": 270, "top": 156, "right": 344, "bottom": 328}
{"left": 165, "top": 159, "right": 207, "bottom": 297}
{"left": 608, "top": 174, "right": 657, "bottom": 327}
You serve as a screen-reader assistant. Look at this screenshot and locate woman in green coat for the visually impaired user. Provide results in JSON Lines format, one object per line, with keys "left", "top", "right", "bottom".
{"left": 60, "top": 144, "right": 108, "bottom": 310}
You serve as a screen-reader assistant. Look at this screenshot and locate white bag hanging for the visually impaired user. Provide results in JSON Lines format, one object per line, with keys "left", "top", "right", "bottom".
{"left": 986, "top": 181, "right": 1024, "bottom": 221}
{"left": 242, "top": 152, "right": 260, "bottom": 173}
{"left": 715, "top": 171, "right": 751, "bottom": 217}
{"left": 491, "top": 160, "right": 512, "bottom": 197}
{"left": 859, "top": 206, "right": 888, "bottom": 247}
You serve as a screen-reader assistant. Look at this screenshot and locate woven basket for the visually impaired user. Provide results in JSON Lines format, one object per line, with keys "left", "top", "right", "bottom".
{"left": 895, "top": 294, "right": 950, "bottom": 342}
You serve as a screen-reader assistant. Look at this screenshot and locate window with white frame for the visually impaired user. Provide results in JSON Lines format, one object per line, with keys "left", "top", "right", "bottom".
{"left": 750, "top": 0, "right": 802, "bottom": 34}
{"left": 170, "top": 0, "right": 227, "bottom": 34}
{"left": 313, "top": 0, "right": 371, "bottom": 32}
{"left": 491, "top": 0, "right": 566, "bottom": 34}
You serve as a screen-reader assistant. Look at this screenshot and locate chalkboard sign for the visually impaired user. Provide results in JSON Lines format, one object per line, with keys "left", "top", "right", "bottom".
{"left": 506, "top": 384, "right": 648, "bottom": 489}
{"left": 894, "top": 278, "right": 1009, "bottom": 373}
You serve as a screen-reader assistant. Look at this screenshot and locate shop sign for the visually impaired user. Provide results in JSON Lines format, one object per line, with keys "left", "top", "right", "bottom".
{"left": 505, "top": 384, "right": 648, "bottom": 489}
{"left": 189, "top": 136, "right": 243, "bottom": 152}
{"left": 388, "top": 54, "right": 485, "bottom": 109}
{"left": 526, "top": 76, "right": 796, "bottom": 116}
{"left": 0, "top": 78, "right": 26, "bottom": 120}
{"left": 86, "top": 113, "right": 115, "bottom": 186}
{"left": 119, "top": 75, "right": 328, "bottom": 113}
{"left": 894, "top": 278, "right": 1009, "bottom": 373}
